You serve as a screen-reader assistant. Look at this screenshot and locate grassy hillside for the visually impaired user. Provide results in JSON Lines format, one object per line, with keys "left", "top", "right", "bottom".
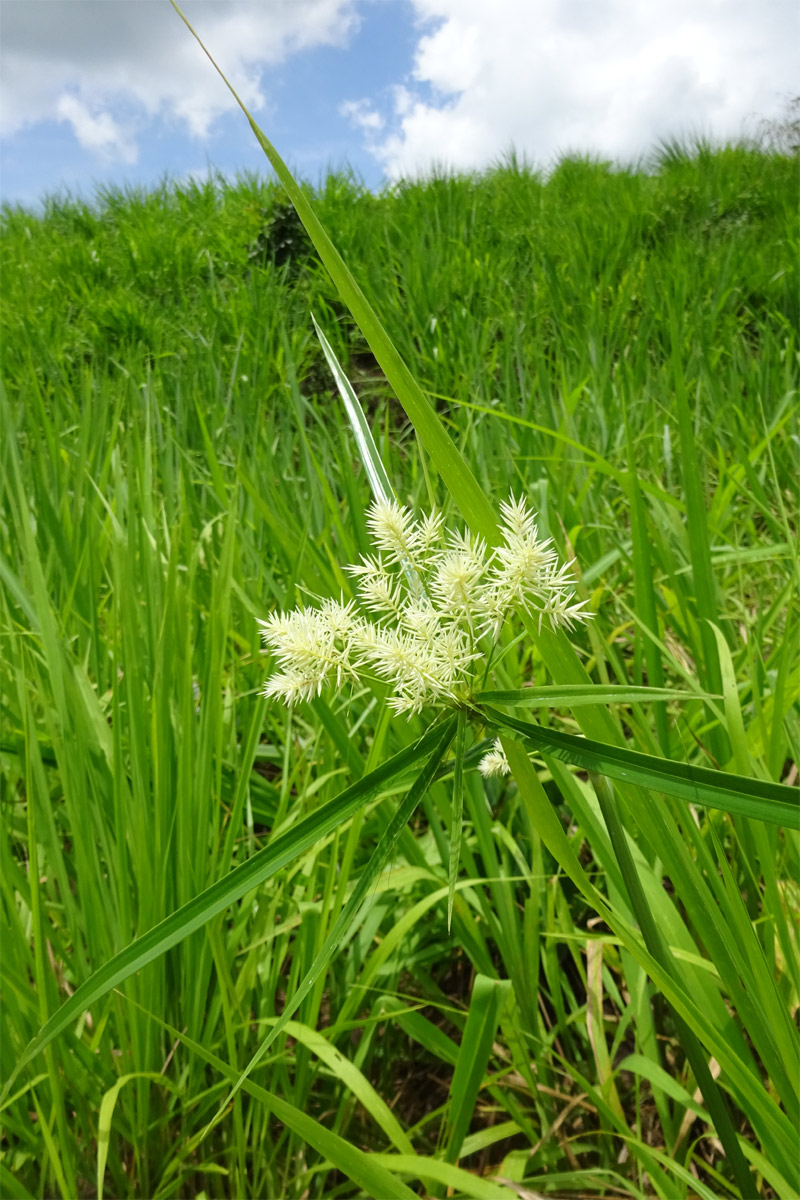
{"left": 1, "top": 146, "right": 798, "bottom": 1200}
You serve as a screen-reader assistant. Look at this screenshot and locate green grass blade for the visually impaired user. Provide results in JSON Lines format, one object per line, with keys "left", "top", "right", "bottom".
{"left": 170, "top": 1, "right": 497, "bottom": 541}
{"left": 445, "top": 973, "right": 511, "bottom": 1164}
{"left": 708, "top": 621, "right": 751, "bottom": 774}
{"left": 475, "top": 684, "right": 707, "bottom": 708}
{"left": 2, "top": 720, "right": 450, "bottom": 1098}
{"left": 254, "top": 1018, "right": 414, "bottom": 1155}
{"left": 370, "top": 1154, "right": 514, "bottom": 1200}
{"left": 0, "top": 1163, "right": 34, "bottom": 1200}
{"left": 484, "top": 707, "right": 799, "bottom": 827}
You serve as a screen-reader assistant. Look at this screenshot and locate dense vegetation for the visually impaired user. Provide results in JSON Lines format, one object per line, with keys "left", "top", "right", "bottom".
{"left": 1, "top": 144, "right": 798, "bottom": 1199}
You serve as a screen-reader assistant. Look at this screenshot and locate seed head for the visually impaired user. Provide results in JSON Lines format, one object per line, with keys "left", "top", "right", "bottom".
{"left": 261, "top": 493, "right": 592, "bottom": 715}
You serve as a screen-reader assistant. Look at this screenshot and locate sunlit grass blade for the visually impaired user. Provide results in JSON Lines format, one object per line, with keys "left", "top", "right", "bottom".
{"left": 585, "top": 938, "right": 625, "bottom": 1122}
{"left": 484, "top": 706, "right": 799, "bottom": 826}
{"left": 311, "top": 313, "right": 394, "bottom": 506}
{"left": 97, "top": 1073, "right": 178, "bottom": 1200}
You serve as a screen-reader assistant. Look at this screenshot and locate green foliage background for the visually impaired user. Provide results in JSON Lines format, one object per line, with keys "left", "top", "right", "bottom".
{"left": 1, "top": 145, "right": 798, "bottom": 1199}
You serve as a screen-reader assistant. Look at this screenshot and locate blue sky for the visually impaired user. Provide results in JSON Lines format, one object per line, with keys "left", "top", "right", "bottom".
{"left": 1, "top": 0, "right": 796, "bottom": 210}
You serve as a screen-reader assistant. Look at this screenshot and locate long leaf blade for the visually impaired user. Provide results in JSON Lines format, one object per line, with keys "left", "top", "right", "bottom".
{"left": 475, "top": 684, "right": 709, "bottom": 708}
{"left": 446, "top": 973, "right": 511, "bottom": 1163}
{"left": 170, "top": 1, "right": 497, "bottom": 542}
{"left": 484, "top": 708, "right": 799, "bottom": 827}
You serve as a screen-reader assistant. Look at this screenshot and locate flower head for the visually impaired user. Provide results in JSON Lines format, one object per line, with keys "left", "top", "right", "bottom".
{"left": 258, "top": 599, "right": 360, "bottom": 703}
{"left": 260, "top": 493, "right": 591, "bottom": 715}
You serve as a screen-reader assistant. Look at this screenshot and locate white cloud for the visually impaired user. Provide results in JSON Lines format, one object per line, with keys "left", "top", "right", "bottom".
{"left": 55, "top": 95, "right": 137, "bottom": 163}
{"left": 0, "top": 0, "right": 359, "bottom": 159}
{"left": 355, "top": 0, "right": 799, "bottom": 178}
{"left": 340, "top": 98, "right": 385, "bottom": 133}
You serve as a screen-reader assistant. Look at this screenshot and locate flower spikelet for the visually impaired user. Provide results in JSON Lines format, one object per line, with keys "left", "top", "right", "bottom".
{"left": 399, "top": 600, "right": 439, "bottom": 639}
{"left": 479, "top": 494, "right": 560, "bottom": 636}
{"left": 478, "top": 739, "right": 510, "bottom": 778}
{"left": 431, "top": 529, "right": 487, "bottom": 622}
{"left": 356, "top": 626, "right": 446, "bottom": 715}
{"left": 259, "top": 600, "right": 359, "bottom": 702}
{"left": 418, "top": 510, "right": 445, "bottom": 554}
{"left": 347, "top": 555, "right": 402, "bottom": 618}
{"left": 367, "top": 498, "right": 422, "bottom": 566}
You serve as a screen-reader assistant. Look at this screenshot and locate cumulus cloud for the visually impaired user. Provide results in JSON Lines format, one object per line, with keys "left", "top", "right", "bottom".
{"left": 0, "top": 0, "right": 358, "bottom": 159}
{"left": 353, "top": 0, "right": 799, "bottom": 178}
{"left": 340, "top": 98, "right": 385, "bottom": 133}
{"left": 55, "top": 95, "right": 137, "bottom": 163}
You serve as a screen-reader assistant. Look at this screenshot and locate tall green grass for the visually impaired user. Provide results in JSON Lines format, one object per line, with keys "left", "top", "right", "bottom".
{"left": 1, "top": 123, "right": 798, "bottom": 1200}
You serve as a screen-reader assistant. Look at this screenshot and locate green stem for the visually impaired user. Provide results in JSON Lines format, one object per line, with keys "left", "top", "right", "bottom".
{"left": 447, "top": 708, "right": 467, "bottom": 931}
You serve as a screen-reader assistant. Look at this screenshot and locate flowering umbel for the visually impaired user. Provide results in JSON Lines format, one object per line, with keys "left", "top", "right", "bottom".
{"left": 260, "top": 494, "right": 591, "bottom": 739}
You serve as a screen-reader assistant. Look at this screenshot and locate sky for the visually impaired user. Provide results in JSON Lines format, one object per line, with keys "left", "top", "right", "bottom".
{"left": 1, "top": 0, "right": 796, "bottom": 208}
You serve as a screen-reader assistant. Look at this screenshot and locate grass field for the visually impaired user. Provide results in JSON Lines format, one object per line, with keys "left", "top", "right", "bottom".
{"left": 1, "top": 139, "right": 798, "bottom": 1200}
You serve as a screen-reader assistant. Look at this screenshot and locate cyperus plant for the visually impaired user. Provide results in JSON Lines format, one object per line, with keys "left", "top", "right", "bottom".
{"left": 259, "top": 490, "right": 590, "bottom": 934}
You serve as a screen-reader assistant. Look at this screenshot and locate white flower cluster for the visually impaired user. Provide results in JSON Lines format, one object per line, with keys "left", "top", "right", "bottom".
{"left": 260, "top": 495, "right": 590, "bottom": 717}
